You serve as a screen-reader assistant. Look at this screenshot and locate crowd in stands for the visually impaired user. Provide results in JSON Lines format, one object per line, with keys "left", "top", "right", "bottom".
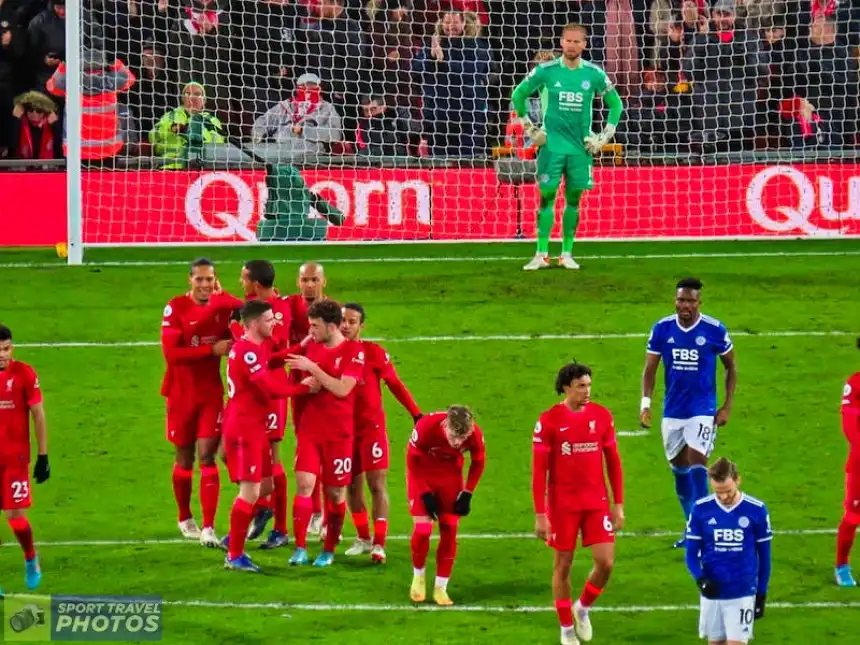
{"left": 0, "top": 0, "right": 857, "bottom": 165}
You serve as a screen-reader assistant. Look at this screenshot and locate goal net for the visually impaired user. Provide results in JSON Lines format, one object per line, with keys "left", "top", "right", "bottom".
{"left": 58, "top": 0, "right": 860, "bottom": 255}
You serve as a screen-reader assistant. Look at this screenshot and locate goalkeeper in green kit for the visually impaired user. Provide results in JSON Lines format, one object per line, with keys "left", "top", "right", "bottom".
{"left": 511, "top": 24, "right": 624, "bottom": 270}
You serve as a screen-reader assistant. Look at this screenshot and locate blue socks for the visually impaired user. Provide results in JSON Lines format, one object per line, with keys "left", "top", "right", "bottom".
{"left": 690, "top": 465, "right": 709, "bottom": 505}
{"left": 672, "top": 466, "right": 694, "bottom": 522}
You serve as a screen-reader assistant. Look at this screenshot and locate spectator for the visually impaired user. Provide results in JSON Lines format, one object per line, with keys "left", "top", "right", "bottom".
{"left": 741, "top": 0, "right": 786, "bottom": 31}
{"left": 10, "top": 90, "right": 56, "bottom": 159}
{"left": 363, "top": 0, "right": 415, "bottom": 104}
{"left": 250, "top": 72, "right": 343, "bottom": 154}
{"left": 126, "top": 40, "right": 177, "bottom": 134}
{"left": 605, "top": 0, "right": 641, "bottom": 98}
{"left": 149, "top": 81, "right": 225, "bottom": 168}
{"left": 650, "top": 0, "right": 708, "bottom": 45}
{"left": 27, "top": 0, "right": 65, "bottom": 89}
{"left": 355, "top": 90, "right": 415, "bottom": 156}
{"left": 46, "top": 48, "right": 136, "bottom": 161}
{"left": 1, "top": 3, "right": 26, "bottom": 157}
{"left": 683, "top": 0, "right": 767, "bottom": 149}
{"left": 778, "top": 95, "right": 829, "bottom": 148}
{"left": 413, "top": 10, "right": 491, "bottom": 157}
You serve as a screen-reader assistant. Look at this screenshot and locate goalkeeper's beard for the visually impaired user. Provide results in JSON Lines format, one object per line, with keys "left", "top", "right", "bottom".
{"left": 563, "top": 53, "right": 581, "bottom": 63}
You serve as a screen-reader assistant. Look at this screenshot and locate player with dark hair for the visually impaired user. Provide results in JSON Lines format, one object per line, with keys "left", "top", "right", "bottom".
{"left": 237, "top": 260, "right": 296, "bottom": 550}
{"left": 407, "top": 405, "right": 485, "bottom": 606}
{"left": 641, "top": 278, "right": 737, "bottom": 547}
{"left": 222, "top": 301, "right": 313, "bottom": 572}
{"left": 685, "top": 457, "right": 772, "bottom": 644}
{"left": 835, "top": 337, "right": 860, "bottom": 587}
{"left": 0, "top": 325, "right": 49, "bottom": 590}
{"left": 161, "top": 258, "right": 242, "bottom": 547}
{"left": 285, "top": 299, "right": 365, "bottom": 567}
{"left": 340, "top": 302, "right": 422, "bottom": 563}
{"left": 532, "top": 362, "right": 624, "bottom": 645}
{"left": 512, "top": 23, "right": 624, "bottom": 270}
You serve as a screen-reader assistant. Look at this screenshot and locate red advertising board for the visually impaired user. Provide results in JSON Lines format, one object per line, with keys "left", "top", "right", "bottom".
{"left": 2, "top": 164, "right": 859, "bottom": 246}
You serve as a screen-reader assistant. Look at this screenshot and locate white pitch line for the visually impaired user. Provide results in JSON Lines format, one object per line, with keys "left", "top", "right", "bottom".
{"left": 0, "top": 527, "right": 835, "bottom": 549}
{"left": 6, "top": 593, "right": 859, "bottom": 614}
{"left": 14, "top": 329, "right": 860, "bottom": 350}
{"left": 2, "top": 249, "right": 860, "bottom": 270}
{"left": 617, "top": 430, "right": 649, "bottom": 437}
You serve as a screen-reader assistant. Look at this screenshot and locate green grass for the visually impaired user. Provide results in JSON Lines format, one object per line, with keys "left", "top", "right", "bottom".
{"left": 1, "top": 239, "right": 859, "bottom": 644}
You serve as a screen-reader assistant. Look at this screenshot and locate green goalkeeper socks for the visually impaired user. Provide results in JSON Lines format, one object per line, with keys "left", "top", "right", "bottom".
{"left": 536, "top": 188, "right": 557, "bottom": 255}
{"left": 561, "top": 189, "right": 583, "bottom": 255}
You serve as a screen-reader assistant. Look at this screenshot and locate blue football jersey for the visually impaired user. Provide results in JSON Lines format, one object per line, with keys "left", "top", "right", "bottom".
{"left": 686, "top": 494, "right": 773, "bottom": 600}
{"left": 646, "top": 314, "right": 733, "bottom": 419}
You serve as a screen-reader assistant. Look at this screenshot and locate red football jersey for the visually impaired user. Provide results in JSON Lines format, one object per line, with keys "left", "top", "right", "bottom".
{"left": 533, "top": 402, "right": 617, "bottom": 512}
{"left": 354, "top": 341, "right": 398, "bottom": 435}
{"left": 0, "top": 360, "right": 42, "bottom": 463}
{"left": 407, "top": 412, "right": 486, "bottom": 477}
{"left": 842, "top": 372, "right": 860, "bottom": 471}
{"left": 286, "top": 294, "right": 311, "bottom": 345}
{"left": 160, "top": 292, "right": 241, "bottom": 400}
{"left": 296, "top": 339, "right": 365, "bottom": 440}
{"left": 235, "top": 294, "right": 293, "bottom": 352}
{"left": 224, "top": 338, "right": 286, "bottom": 439}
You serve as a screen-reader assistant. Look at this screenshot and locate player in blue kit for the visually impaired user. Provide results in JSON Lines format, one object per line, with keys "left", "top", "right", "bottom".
{"left": 640, "top": 278, "right": 737, "bottom": 547}
{"left": 685, "top": 458, "right": 771, "bottom": 645}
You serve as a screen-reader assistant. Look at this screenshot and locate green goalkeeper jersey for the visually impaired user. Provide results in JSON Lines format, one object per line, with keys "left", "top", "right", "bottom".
{"left": 512, "top": 58, "right": 618, "bottom": 155}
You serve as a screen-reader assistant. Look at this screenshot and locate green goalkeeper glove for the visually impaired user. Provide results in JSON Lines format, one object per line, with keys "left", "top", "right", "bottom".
{"left": 519, "top": 117, "right": 547, "bottom": 147}
{"left": 584, "top": 124, "right": 616, "bottom": 155}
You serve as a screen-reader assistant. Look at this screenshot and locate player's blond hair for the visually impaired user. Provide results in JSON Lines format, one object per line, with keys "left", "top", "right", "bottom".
{"left": 446, "top": 405, "right": 474, "bottom": 436}
{"left": 562, "top": 23, "right": 588, "bottom": 38}
{"left": 708, "top": 457, "right": 739, "bottom": 483}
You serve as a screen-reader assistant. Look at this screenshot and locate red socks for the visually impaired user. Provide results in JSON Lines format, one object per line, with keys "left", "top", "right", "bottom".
{"left": 227, "top": 497, "right": 254, "bottom": 560}
{"left": 837, "top": 513, "right": 860, "bottom": 567}
{"left": 373, "top": 518, "right": 388, "bottom": 548}
{"left": 579, "top": 580, "right": 604, "bottom": 608}
{"left": 411, "top": 522, "right": 432, "bottom": 569}
{"left": 8, "top": 516, "right": 36, "bottom": 561}
{"left": 555, "top": 599, "right": 574, "bottom": 628}
{"left": 199, "top": 464, "right": 220, "bottom": 529}
{"left": 172, "top": 464, "right": 193, "bottom": 523}
{"left": 272, "top": 463, "right": 288, "bottom": 535}
{"left": 352, "top": 510, "right": 371, "bottom": 541}
{"left": 292, "top": 495, "right": 313, "bottom": 549}
{"left": 436, "top": 520, "right": 458, "bottom": 578}
{"left": 323, "top": 500, "right": 346, "bottom": 553}
{"left": 311, "top": 479, "right": 323, "bottom": 515}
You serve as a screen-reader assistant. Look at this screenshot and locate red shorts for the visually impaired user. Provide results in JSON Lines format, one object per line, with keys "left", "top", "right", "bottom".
{"left": 295, "top": 434, "right": 353, "bottom": 487}
{"left": 845, "top": 471, "right": 860, "bottom": 516}
{"left": 0, "top": 461, "right": 32, "bottom": 510}
{"left": 266, "top": 398, "right": 288, "bottom": 442}
{"left": 353, "top": 427, "right": 389, "bottom": 474}
{"left": 548, "top": 507, "right": 615, "bottom": 552}
{"left": 224, "top": 433, "right": 267, "bottom": 484}
{"left": 166, "top": 397, "right": 222, "bottom": 447}
{"left": 407, "top": 472, "right": 463, "bottom": 517}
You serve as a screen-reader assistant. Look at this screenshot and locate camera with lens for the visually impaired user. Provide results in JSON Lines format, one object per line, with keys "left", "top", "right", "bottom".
{"left": 9, "top": 604, "right": 46, "bottom": 633}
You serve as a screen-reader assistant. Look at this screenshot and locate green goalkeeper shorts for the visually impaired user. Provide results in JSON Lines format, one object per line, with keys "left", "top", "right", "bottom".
{"left": 536, "top": 149, "right": 594, "bottom": 191}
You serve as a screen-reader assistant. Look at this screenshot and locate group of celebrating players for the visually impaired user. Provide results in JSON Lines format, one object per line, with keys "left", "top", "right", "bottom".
{"left": 2, "top": 261, "right": 859, "bottom": 645}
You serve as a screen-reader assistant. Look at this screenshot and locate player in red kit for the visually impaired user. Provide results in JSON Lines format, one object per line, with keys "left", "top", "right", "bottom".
{"left": 236, "top": 260, "right": 296, "bottom": 550}
{"left": 161, "top": 258, "right": 242, "bottom": 547}
{"left": 407, "top": 405, "right": 485, "bottom": 606}
{"left": 222, "top": 301, "right": 313, "bottom": 572}
{"left": 285, "top": 262, "right": 327, "bottom": 537}
{"left": 286, "top": 299, "right": 365, "bottom": 567}
{"left": 340, "top": 303, "right": 423, "bottom": 564}
{"left": 836, "top": 337, "right": 860, "bottom": 587}
{"left": 532, "top": 363, "right": 624, "bottom": 645}
{"left": 0, "top": 325, "right": 49, "bottom": 591}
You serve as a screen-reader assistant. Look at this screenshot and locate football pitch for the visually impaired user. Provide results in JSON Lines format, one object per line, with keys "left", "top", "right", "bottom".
{"left": 2, "top": 238, "right": 860, "bottom": 645}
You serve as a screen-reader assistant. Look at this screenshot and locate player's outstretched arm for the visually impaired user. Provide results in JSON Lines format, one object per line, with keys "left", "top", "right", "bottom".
{"left": 640, "top": 353, "right": 661, "bottom": 428}
{"left": 715, "top": 349, "right": 737, "bottom": 426}
{"left": 31, "top": 401, "right": 50, "bottom": 483}
{"left": 381, "top": 367, "right": 422, "bottom": 421}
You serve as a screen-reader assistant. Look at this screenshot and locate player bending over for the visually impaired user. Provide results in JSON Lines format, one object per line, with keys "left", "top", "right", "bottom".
{"left": 286, "top": 299, "right": 364, "bottom": 567}
{"left": 836, "top": 337, "right": 860, "bottom": 587}
{"left": 532, "top": 363, "right": 624, "bottom": 645}
{"left": 685, "top": 458, "right": 771, "bottom": 645}
{"left": 237, "top": 260, "right": 297, "bottom": 550}
{"left": 512, "top": 23, "right": 624, "bottom": 271}
{"left": 0, "top": 325, "right": 49, "bottom": 590}
{"left": 161, "top": 258, "right": 243, "bottom": 547}
{"left": 222, "top": 301, "right": 313, "bottom": 572}
{"left": 339, "top": 303, "right": 423, "bottom": 563}
{"left": 641, "top": 278, "right": 737, "bottom": 547}
{"left": 407, "top": 405, "right": 485, "bottom": 606}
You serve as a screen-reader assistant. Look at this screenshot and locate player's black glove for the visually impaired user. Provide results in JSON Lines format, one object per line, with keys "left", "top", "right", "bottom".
{"left": 696, "top": 577, "right": 720, "bottom": 599}
{"left": 34, "top": 454, "right": 50, "bottom": 483}
{"left": 229, "top": 307, "right": 242, "bottom": 323}
{"left": 754, "top": 593, "right": 766, "bottom": 620}
{"left": 421, "top": 492, "right": 440, "bottom": 520}
{"left": 453, "top": 491, "right": 473, "bottom": 516}
{"left": 413, "top": 413, "right": 424, "bottom": 423}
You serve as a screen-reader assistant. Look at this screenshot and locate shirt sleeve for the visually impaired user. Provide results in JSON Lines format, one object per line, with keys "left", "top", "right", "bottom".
{"left": 716, "top": 322, "right": 733, "bottom": 356}
{"left": 342, "top": 345, "right": 366, "bottom": 382}
{"left": 25, "top": 366, "right": 43, "bottom": 407}
{"left": 511, "top": 64, "right": 546, "bottom": 118}
{"left": 685, "top": 505, "right": 703, "bottom": 541}
{"left": 594, "top": 66, "right": 615, "bottom": 97}
{"left": 754, "top": 504, "right": 774, "bottom": 544}
{"left": 646, "top": 323, "right": 664, "bottom": 355}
